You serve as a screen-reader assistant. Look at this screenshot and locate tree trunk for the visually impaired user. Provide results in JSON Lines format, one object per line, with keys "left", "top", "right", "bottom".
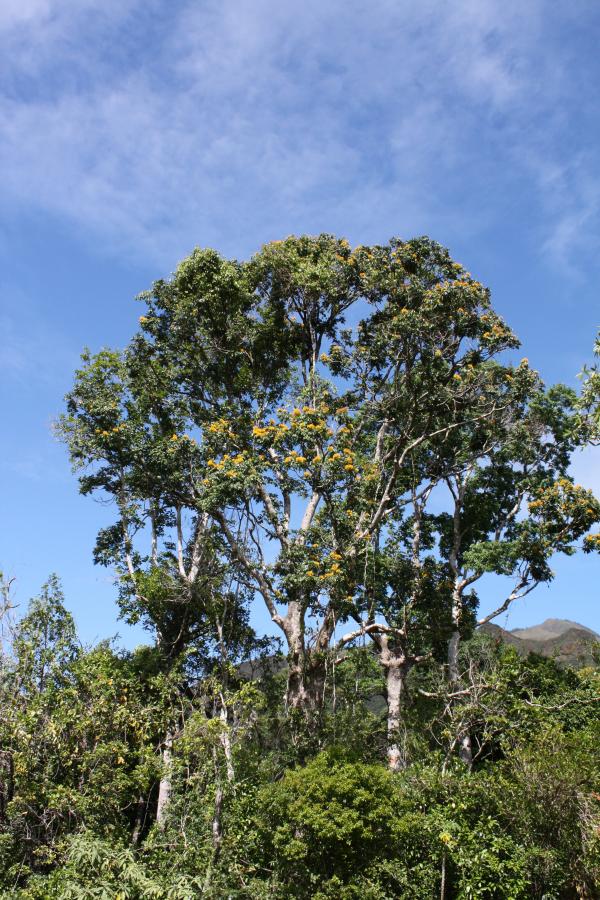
{"left": 283, "top": 601, "right": 310, "bottom": 710}
{"left": 283, "top": 600, "right": 334, "bottom": 714}
{"left": 219, "top": 700, "right": 235, "bottom": 784}
{"left": 156, "top": 730, "right": 173, "bottom": 829}
{"left": 0, "top": 750, "right": 13, "bottom": 822}
{"left": 447, "top": 625, "right": 473, "bottom": 768}
{"left": 131, "top": 794, "right": 147, "bottom": 847}
{"left": 306, "top": 656, "right": 327, "bottom": 710}
{"left": 385, "top": 659, "right": 408, "bottom": 771}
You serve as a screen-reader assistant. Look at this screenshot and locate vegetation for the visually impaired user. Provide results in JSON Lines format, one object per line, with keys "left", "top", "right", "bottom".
{"left": 2, "top": 235, "right": 600, "bottom": 897}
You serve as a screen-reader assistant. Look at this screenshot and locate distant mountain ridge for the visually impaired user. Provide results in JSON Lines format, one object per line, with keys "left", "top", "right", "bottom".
{"left": 480, "top": 618, "right": 599, "bottom": 668}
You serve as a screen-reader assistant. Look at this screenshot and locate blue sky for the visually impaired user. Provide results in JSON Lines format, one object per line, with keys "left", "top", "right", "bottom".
{"left": 1, "top": 0, "right": 600, "bottom": 645}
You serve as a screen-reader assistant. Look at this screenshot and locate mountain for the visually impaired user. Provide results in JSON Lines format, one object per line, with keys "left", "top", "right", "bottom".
{"left": 511, "top": 618, "right": 599, "bottom": 642}
{"left": 480, "top": 618, "right": 600, "bottom": 668}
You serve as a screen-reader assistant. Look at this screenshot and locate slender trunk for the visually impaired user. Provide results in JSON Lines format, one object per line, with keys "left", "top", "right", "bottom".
{"left": 156, "top": 730, "right": 174, "bottom": 829}
{"left": 219, "top": 700, "right": 235, "bottom": 784}
{"left": 212, "top": 782, "right": 223, "bottom": 853}
{"left": 0, "top": 750, "right": 13, "bottom": 822}
{"left": 203, "top": 749, "right": 224, "bottom": 895}
{"left": 447, "top": 628, "right": 460, "bottom": 686}
{"left": 131, "top": 794, "right": 147, "bottom": 847}
{"left": 447, "top": 616, "right": 473, "bottom": 768}
{"left": 385, "top": 658, "right": 408, "bottom": 771}
{"left": 440, "top": 849, "right": 447, "bottom": 900}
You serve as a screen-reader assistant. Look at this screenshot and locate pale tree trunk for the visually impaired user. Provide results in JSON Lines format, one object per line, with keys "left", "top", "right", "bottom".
{"left": 284, "top": 609, "right": 309, "bottom": 711}
{"left": 447, "top": 479, "right": 474, "bottom": 769}
{"left": 385, "top": 659, "right": 408, "bottom": 771}
{"left": 448, "top": 608, "right": 473, "bottom": 768}
{"left": 283, "top": 601, "right": 334, "bottom": 715}
{"left": 202, "top": 749, "right": 224, "bottom": 896}
{"left": 156, "top": 730, "right": 174, "bottom": 829}
{"left": 375, "top": 633, "right": 410, "bottom": 772}
{"left": 219, "top": 698, "right": 235, "bottom": 784}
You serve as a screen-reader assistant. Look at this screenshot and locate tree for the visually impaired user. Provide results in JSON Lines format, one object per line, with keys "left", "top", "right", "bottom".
{"left": 59, "top": 236, "right": 600, "bottom": 771}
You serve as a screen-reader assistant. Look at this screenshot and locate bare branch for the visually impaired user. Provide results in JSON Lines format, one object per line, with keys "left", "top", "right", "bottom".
{"left": 256, "top": 483, "right": 289, "bottom": 549}
{"left": 477, "top": 577, "right": 537, "bottom": 626}
{"left": 176, "top": 506, "right": 189, "bottom": 582}
{"left": 213, "top": 510, "right": 284, "bottom": 628}
{"left": 297, "top": 492, "right": 321, "bottom": 541}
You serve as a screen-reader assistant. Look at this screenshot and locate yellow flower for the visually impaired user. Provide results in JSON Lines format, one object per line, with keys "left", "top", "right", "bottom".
{"left": 171, "top": 434, "right": 178, "bottom": 441}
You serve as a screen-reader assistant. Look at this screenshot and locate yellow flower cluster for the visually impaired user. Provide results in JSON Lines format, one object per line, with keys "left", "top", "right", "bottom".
{"left": 95, "top": 423, "right": 127, "bottom": 436}
{"left": 482, "top": 322, "right": 508, "bottom": 340}
{"left": 208, "top": 418, "right": 235, "bottom": 437}
{"left": 283, "top": 450, "right": 307, "bottom": 465}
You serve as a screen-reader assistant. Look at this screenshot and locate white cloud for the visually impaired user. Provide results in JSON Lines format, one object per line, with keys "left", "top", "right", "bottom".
{"left": 0, "top": 0, "right": 596, "bottom": 265}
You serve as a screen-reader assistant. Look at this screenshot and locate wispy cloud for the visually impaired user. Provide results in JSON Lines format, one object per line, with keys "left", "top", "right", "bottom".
{"left": 0, "top": 0, "right": 598, "bottom": 265}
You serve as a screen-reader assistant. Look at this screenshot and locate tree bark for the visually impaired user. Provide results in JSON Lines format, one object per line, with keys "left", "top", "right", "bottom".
{"left": 385, "top": 658, "right": 408, "bottom": 771}
{"left": 447, "top": 622, "right": 473, "bottom": 768}
{"left": 156, "top": 730, "right": 174, "bottom": 829}
{"left": 131, "top": 794, "right": 147, "bottom": 847}
{"left": 284, "top": 604, "right": 309, "bottom": 711}
{"left": 283, "top": 600, "right": 333, "bottom": 714}
{"left": 0, "top": 750, "right": 13, "bottom": 822}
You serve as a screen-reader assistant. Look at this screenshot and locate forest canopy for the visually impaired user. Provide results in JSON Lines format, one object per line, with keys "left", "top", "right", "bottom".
{"left": 2, "top": 235, "right": 600, "bottom": 898}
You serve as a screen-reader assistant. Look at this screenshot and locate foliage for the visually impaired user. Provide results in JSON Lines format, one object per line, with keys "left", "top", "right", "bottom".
{"left": 4, "top": 235, "right": 600, "bottom": 896}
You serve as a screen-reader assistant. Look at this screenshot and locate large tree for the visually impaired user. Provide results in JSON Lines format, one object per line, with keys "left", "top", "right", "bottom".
{"left": 59, "top": 236, "right": 600, "bottom": 759}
